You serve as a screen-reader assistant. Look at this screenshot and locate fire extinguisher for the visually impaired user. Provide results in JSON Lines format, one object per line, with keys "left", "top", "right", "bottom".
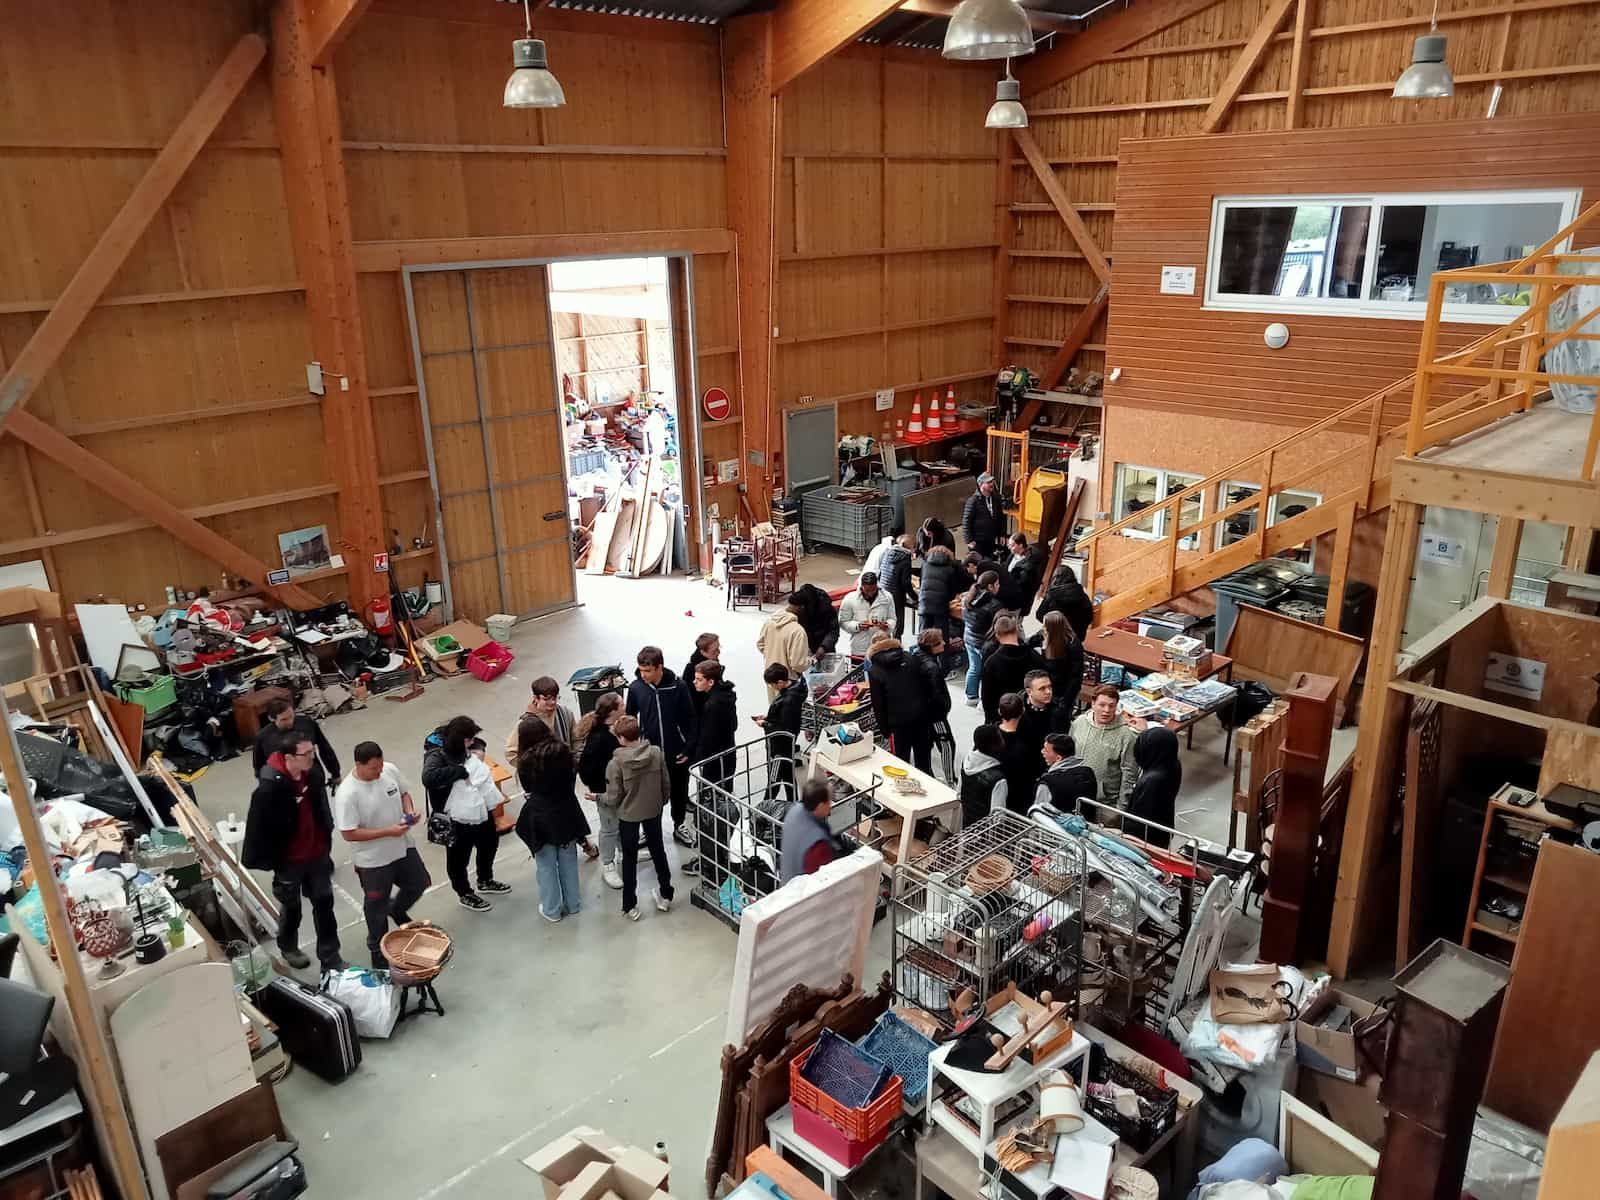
{"left": 367, "top": 596, "right": 394, "bottom": 634}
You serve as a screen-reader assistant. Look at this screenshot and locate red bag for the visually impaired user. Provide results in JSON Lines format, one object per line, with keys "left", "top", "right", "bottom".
{"left": 466, "top": 641, "right": 514, "bottom": 682}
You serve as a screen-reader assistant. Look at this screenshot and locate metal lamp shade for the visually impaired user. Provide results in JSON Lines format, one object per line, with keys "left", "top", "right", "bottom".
{"left": 505, "top": 38, "right": 566, "bottom": 109}
{"left": 985, "top": 77, "right": 1028, "bottom": 129}
{"left": 1392, "top": 33, "right": 1454, "bottom": 98}
{"left": 943, "top": 0, "right": 1035, "bottom": 61}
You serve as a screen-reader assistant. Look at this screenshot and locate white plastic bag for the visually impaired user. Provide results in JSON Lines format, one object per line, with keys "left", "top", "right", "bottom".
{"left": 1182, "top": 964, "right": 1309, "bottom": 1072}
{"left": 322, "top": 968, "right": 400, "bottom": 1039}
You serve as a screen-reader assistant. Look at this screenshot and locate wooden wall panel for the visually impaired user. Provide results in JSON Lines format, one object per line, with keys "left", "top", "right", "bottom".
{"left": 775, "top": 47, "right": 999, "bottom": 440}
{"left": 1008, "top": 0, "right": 1600, "bottom": 402}
{"left": 1103, "top": 117, "right": 1600, "bottom": 432}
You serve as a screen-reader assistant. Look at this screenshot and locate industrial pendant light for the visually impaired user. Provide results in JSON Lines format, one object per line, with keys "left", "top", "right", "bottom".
{"left": 504, "top": 0, "right": 566, "bottom": 109}
{"left": 943, "top": 0, "right": 1035, "bottom": 62}
{"left": 986, "top": 60, "right": 1028, "bottom": 129}
{"left": 1392, "top": 0, "right": 1454, "bottom": 99}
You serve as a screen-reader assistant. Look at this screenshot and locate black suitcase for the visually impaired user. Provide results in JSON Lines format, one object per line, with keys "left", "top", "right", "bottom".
{"left": 256, "top": 977, "right": 361, "bottom": 1082}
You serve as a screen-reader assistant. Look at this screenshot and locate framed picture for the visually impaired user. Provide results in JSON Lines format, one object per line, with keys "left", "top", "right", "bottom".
{"left": 278, "top": 525, "right": 332, "bottom": 576}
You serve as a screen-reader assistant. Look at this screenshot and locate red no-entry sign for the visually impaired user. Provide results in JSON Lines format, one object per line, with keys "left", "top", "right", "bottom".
{"left": 703, "top": 386, "right": 732, "bottom": 422}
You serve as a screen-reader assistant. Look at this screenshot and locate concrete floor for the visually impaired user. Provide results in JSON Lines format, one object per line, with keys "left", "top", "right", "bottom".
{"left": 190, "top": 558, "right": 1333, "bottom": 1198}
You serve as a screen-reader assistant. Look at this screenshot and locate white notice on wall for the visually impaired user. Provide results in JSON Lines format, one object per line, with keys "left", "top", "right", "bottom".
{"left": 874, "top": 389, "right": 895, "bottom": 412}
{"left": 1160, "top": 266, "right": 1197, "bottom": 295}
{"left": 1484, "top": 652, "right": 1546, "bottom": 701}
{"left": 1419, "top": 529, "right": 1466, "bottom": 565}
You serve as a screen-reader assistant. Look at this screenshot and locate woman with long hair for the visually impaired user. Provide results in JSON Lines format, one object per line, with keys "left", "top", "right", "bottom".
{"left": 962, "top": 570, "right": 1003, "bottom": 707}
{"left": 1032, "top": 610, "right": 1085, "bottom": 720}
{"left": 916, "top": 544, "right": 970, "bottom": 674}
{"left": 516, "top": 718, "right": 592, "bottom": 922}
{"left": 421, "top": 715, "right": 507, "bottom": 913}
{"left": 576, "top": 692, "right": 626, "bottom": 890}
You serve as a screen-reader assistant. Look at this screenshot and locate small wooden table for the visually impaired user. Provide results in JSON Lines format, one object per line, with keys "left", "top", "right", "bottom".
{"left": 1086, "top": 627, "right": 1239, "bottom": 761}
{"left": 809, "top": 745, "right": 962, "bottom": 881}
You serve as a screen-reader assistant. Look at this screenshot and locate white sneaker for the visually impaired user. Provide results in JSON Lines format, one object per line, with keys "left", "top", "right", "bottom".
{"left": 603, "top": 867, "right": 623, "bottom": 890}
{"left": 623, "top": 907, "right": 641, "bottom": 922}
{"left": 653, "top": 888, "right": 672, "bottom": 913}
{"left": 965, "top": 696, "right": 979, "bottom": 707}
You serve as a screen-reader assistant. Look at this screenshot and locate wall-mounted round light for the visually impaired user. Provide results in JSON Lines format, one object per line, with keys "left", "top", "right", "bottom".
{"left": 1264, "top": 323, "right": 1291, "bottom": 350}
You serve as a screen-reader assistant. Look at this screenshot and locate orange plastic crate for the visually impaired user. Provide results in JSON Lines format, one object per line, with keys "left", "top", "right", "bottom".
{"left": 790, "top": 1042, "right": 903, "bottom": 1143}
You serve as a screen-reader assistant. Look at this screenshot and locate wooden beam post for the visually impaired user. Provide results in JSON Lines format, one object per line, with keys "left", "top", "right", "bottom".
{"left": 724, "top": 12, "right": 778, "bottom": 520}
{"left": 1019, "top": 0, "right": 1226, "bottom": 97}
{"left": 1328, "top": 499, "right": 1423, "bottom": 976}
{"left": 307, "top": 0, "right": 376, "bottom": 66}
{"left": 0, "top": 699, "right": 151, "bottom": 1200}
{"left": 1041, "top": 283, "right": 1110, "bottom": 390}
{"left": 1011, "top": 128, "right": 1112, "bottom": 285}
{"left": 0, "top": 34, "right": 266, "bottom": 434}
{"left": 273, "top": 0, "right": 388, "bottom": 613}
{"left": 1285, "top": 0, "right": 1312, "bottom": 129}
{"left": 6, "top": 411, "right": 323, "bottom": 609}
{"left": 1200, "top": 0, "right": 1297, "bottom": 133}
{"left": 769, "top": 1, "right": 908, "bottom": 94}
{"left": 1486, "top": 516, "right": 1524, "bottom": 598}
{"left": 1323, "top": 500, "right": 1355, "bottom": 630}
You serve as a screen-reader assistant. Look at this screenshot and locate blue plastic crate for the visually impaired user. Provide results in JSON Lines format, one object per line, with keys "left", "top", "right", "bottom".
{"left": 798, "top": 1028, "right": 893, "bottom": 1110}
{"left": 858, "top": 1011, "right": 937, "bottom": 1106}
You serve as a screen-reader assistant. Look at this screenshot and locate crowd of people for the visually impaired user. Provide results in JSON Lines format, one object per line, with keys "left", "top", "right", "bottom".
{"left": 242, "top": 483, "right": 1183, "bottom": 973}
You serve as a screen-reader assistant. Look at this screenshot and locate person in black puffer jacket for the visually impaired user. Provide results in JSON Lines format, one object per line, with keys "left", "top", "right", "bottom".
{"left": 516, "top": 725, "right": 591, "bottom": 921}
{"left": 867, "top": 638, "right": 933, "bottom": 772}
{"left": 682, "top": 632, "right": 721, "bottom": 722}
{"left": 916, "top": 516, "right": 956, "bottom": 561}
{"left": 791, "top": 583, "right": 840, "bottom": 657}
{"left": 917, "top": 546, "right": 970, "bottom": 673}
{"left": 962, "top": 571, "right": 1004, "bottom": 707}
{"left": 912, "top": 627, "right": 957, "bottom": 782}
{"left": 877, "top": 534, "right": 917, "bottom": 638}
{"left": 962, "top": 473, "right": 1006, "bottom": 559}
{"left": 1036, "top": 563, "right": 1095, "bottom": 642}
{"left": 1006, "top": 533, "right": 1046, "bottom": 620}
{"left": 757, "top": 663, "right": 807, "bottom": 801}
{"left": 980, "top": 614, "right": 1046, "bottom": 721}
{"left": 689, "top": 662, "right": 738, "bottom": 788}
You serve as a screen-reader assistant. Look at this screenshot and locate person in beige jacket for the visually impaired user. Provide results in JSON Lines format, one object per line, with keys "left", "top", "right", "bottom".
{"left": 758, "top": 598, "right": 813, "bottom": 697}
{"left": 604, "top": 716, "right": 675, "bottom": 920}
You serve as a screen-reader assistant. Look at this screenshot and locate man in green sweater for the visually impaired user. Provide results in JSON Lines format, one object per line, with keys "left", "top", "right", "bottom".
{"left": 1069, "top": 683, "right": 1142, "bottom": 819}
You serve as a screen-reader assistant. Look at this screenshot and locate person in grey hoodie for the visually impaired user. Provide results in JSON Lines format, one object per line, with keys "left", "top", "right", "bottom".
{"left": 958, "top": 724, "right": 1009, "bottom": 827}
{"left": 604, "top": 715, "right": 674, "bottom": 921}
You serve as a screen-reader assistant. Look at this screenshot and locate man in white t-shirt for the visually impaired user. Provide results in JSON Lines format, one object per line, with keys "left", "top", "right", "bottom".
{"left": 333, "top": 741, "right": 431, "bottom": 970}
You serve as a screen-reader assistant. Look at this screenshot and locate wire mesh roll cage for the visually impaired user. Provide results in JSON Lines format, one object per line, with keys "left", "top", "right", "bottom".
{"left": 889, "top": 811, "right": 1088, "bottom": 1029}
{"left": 686, "top": 731, "right": 888, "bottom": 929}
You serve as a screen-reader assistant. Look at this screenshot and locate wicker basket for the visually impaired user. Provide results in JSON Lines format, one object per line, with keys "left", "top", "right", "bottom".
{"left": 379, "top": 920, "right": 454, "bottom": 986}
{"left": 965, "top": 854, "right": 1015, "bottom": 896}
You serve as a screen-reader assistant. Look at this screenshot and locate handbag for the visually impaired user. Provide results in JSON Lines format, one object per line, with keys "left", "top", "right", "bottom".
{"left": 1208, "top": 963, "right": 1297, "bottom": 1024}
{"left": 426, "top": 803, "right": 455, "bottom": 848}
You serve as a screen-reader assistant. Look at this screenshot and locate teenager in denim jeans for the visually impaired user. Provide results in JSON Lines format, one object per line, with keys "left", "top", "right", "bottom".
{"left": 515, "top": 719, "right": 591, "bottom": 923}
{"left": 962, "top": 570, "right": 1003, "bottom": 707}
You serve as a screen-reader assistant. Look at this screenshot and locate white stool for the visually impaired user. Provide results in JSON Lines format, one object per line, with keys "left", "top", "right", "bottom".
{"left": 766, "top": 1104, "right": 878, "bottom": 1199}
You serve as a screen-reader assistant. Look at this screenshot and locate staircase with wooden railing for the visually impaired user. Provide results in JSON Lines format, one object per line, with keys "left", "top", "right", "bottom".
{"left": 1076, "top": 199, "right": 1600, "bottom": 630}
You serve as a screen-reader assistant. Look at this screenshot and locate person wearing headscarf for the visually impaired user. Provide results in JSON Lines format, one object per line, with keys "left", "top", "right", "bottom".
{"left": 1127, "top": 726, "right": 1182, "bottom": 849}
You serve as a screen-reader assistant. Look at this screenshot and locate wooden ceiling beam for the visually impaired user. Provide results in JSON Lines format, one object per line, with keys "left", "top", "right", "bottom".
{"left": 6, "top": 411, "right": 323, "bottom": 610}
{"left": 307, "top": 0, "right": 376, "bottom": 66}
{"left": 1017, "top": 0, "right": 1225, "bottom": 97}
{"left": 0, "top": 33, "right": 266, "bottom": 436}
{"left": 1011, "top": 127, "right": 1111, "bottom": 284}
{"left": 769, "top": 0, "right": 909, "bottom": 93}
{"left": 1200, "top": 0, "right": 1297, "bottom": 132}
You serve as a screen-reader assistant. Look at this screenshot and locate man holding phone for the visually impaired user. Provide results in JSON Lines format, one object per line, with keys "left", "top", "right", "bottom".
{"left": 333, "top": 741, "right": 431, "bottom": 970}
{"left": 838, "top": 572, "right": 895, "bottom": 658}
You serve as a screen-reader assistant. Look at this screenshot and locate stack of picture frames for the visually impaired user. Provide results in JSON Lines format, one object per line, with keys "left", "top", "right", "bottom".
{"left": 704, "top": 972, "right": 893, "bottom": 1197}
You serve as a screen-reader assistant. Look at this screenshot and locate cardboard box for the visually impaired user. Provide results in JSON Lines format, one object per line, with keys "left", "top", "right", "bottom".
{"left": 1295, "top": 1068, "right": 1387, "bottom": 1151}
{"left": 1296, "top": 987, "right": 1380, "bottom": 1082}
{"left": 523, "top": 1127, "right": 671, "bottom": 1200}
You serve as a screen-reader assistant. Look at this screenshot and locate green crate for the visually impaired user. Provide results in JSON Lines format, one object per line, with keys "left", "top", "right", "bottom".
{"left": 115, "top": 674, "right": 177, "bottom": 715}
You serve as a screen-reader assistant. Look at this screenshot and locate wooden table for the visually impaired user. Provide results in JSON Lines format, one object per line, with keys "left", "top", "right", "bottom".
{"left": 1086, "top": 626, "right": 1239, "bottom": 761}
{"left": 809, "top": 745, "right": 961, "bottom": 882}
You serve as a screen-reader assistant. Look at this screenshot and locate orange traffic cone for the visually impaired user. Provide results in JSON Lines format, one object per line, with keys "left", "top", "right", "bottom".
{"left": 907, "top": 394, "right": 926, "bottom": 444}
{"left": 926, "top": 388, "right": 943, "bottom": 436}
{"left": 944, "top": 387, "right": 958, "bottom": 424}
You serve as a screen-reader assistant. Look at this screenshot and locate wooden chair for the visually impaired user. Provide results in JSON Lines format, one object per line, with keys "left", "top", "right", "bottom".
{"left": 756, "top": 532, "right": 798, "bottom": 604}
{"left": 725, "top": 539, "right": 761, "bottom": 610}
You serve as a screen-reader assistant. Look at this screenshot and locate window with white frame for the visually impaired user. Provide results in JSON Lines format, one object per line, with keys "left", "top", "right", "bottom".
{"left": 1113, "top": 465, "right": 1205, "bottom": 544}
{"left": 1215, "top": 481, "right": 1323, "bottom": 562}
{"left": 1206, "top": 190, "right": 1578, "bottom": 322}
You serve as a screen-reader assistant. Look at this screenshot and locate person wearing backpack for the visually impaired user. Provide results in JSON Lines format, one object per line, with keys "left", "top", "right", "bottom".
{"left": 422, "top": 716, "right": 509, "bottom": 913}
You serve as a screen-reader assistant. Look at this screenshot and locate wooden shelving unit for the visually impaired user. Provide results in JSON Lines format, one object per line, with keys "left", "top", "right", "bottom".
{"left": 1463, "top": 785, "right": 1577, "bottom": 960}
